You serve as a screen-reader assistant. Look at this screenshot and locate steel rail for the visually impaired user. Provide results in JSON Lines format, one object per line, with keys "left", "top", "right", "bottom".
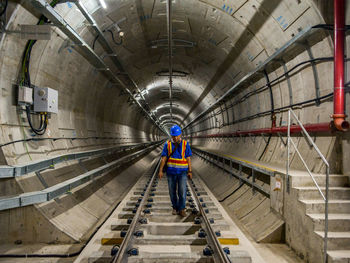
{"left": 27, "top": 0, "right": 166, "bottom": 134}
{"left": 0, "top": 142, "right": 158, "bottom": 178}
{"left": 113, "top": 158, "right": 161, "bottom": 263}
{"left": 188, "top": 179, "right": 231, "bottom": 263}
{"left": 0, "top": 143, "right": 161, "bottom": 211}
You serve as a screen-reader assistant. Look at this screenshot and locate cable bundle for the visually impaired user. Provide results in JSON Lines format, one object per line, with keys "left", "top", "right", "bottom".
{"left": 18, "top": 0, "right": 60, "bottom": 135}
{"left": 0, "top": 0, "right": 8, "bottom": 17}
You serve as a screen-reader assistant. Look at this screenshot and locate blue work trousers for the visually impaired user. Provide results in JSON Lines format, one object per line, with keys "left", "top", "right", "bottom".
{"left": 167, "top": 172, "right": 187, "bottom": 211}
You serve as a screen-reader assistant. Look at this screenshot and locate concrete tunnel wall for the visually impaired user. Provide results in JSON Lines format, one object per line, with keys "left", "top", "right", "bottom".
{"left": 0, "top": 147, "right": 162, "bottom": 244}
{"left": 0, "top": 0, "right": 349, "bottom": 262}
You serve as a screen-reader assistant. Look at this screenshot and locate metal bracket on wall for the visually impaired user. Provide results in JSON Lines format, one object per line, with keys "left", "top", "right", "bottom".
{"left": 261, "top": 133, "right": 269, "bottom": 143}
{"left": 102, "top": 156, "right": 108, "bottom": 164}
{"left": 248, "top": 134, "right": 256, "bottom": 143}
{"left": 219, "top": 104, "right": 225, "bottom": 127}
{"left": 231, "top": 101, "right": 235, "bottom": 123}
{"left": 35, "top": 171, "right": 48, "bottom": 188}
{"left": 101, "top": 53, "right": 118, "bottom": 59}
{"left": 277, "top": 132, "right": 287, "bottom": 146}
{"left": 224, "top": 102, "right": 230, "bottom": 126}
{"left": 263, "top": 69, "right": 275, "bottom": 118}
{"left": 234, "top": 136, "right": 240, "bottom": 143}
{"left": 252, "top": 170, "right": 256, "bottom": 195}
{"left": 58, "top": 38, "right": 75, "bottom": 54}
{"left": 78, "top": 159, "right": 88, "bottom": 172}
{"left": 274, "top": 58, "right": 293, "bottom": 105}
{"left": 296, "top": 41, "right": 321, "bottom": 106}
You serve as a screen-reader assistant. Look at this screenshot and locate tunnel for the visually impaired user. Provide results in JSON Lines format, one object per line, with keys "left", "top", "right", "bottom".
{"left": 0, "top": 0, "right": 349, "bottom": 262}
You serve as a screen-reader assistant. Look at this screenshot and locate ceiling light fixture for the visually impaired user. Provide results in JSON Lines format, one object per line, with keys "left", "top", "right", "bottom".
{"left": 98, "top": 0, "right": 107, "bottom": 9}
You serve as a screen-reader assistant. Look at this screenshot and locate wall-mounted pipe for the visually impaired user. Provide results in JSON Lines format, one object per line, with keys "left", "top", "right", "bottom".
{"left": 75, "top": 1, "right": 167, "bottom": 134}
{"left": 26, "top": 0, "right": 167, "bottom": 135}
{"left": 187, "top": 122, "right": 331, "bottom": 138}
{"left": 332, "top": 0, "right": 349, "bottom": 131}
{"left": 166, "top": 0, "right": 173, "bottom": 122}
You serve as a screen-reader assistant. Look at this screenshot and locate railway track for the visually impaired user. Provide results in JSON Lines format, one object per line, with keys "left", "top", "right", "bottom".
{"left": 74, "top": 158, "right": 252, "bottom": 263}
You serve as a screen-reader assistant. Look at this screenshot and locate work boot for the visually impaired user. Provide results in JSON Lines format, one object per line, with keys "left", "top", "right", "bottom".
{"left": 179, "top": 209, "right": 186, "bottom": 217}
{"left": 172, "top": 209, "right": 177, "bottom": 215}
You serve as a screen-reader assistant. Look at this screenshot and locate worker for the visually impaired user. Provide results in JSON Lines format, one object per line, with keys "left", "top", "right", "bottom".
{"left": 158, "top": 125, "right": 192, "bottom": 217}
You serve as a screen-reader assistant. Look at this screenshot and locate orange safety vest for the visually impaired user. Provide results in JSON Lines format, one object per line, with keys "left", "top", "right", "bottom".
{"left": 167, "top": 139, "right": 189, "bottom": 169}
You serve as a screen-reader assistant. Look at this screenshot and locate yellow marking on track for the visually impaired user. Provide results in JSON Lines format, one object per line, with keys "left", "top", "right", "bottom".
{"left": 101, "top": 238, "right": 123, "bottom": 245}
{"left": 218, "top": 238, "right": 239, "bottom": 245}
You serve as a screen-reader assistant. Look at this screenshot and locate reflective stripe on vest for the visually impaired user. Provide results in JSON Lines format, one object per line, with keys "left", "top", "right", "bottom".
{"left": 167, "top": 140, "right": 188, "bottom": 169}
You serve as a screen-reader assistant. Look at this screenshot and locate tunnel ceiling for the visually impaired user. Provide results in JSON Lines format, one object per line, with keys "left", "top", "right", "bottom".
{"left": 13, "top": 0, "right": 327, "bottom": 134}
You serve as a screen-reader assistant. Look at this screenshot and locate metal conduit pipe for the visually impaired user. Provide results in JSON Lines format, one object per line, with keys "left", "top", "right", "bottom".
{"left": 332, "top": 0, "right": 349, "bottom": 131}
{"left": 263, "top": 69, "right": 276, "bottom": 128}
{"left": 182, "top": 25, "right": 348, "bottom": 132}
{"left": 166, "top": 0, "right": 173, "bottom": 122}
{"left": 188, "top": 122, "right": 331, "bottom": 138}
{"left": 189, "top": 90, "right": 335, "bottom": 134}
{"left": 75, "top": 1, "right": 164, "bottom": 132}
{"left": 27, "top": 0, "right": 166, "bottom": 135}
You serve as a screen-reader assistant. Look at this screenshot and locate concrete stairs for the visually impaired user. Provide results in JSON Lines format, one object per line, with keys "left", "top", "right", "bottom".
{"left": 327, "top": 250, "right": 350, "bottom": 263}
{"left": 291, "top": 174, "right": 350, "bottom": 263}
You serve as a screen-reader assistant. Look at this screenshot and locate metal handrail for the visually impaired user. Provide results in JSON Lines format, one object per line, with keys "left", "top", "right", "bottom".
{"left": 286, "top": 108, "right": 329, "bottom": 263}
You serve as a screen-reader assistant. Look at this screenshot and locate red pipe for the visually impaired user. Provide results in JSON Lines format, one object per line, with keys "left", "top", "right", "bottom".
{"left": 333, "top": 0, "right": 349, "bottom": 131}
{"left": 188, "top": 122, "right": 331, "bottom": 138}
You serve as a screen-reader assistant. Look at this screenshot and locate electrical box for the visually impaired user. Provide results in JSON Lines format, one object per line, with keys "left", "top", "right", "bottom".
{"left": 34, "top": 87, "right": 58, "bottom": 113}
{"left": 18, "top": 86, "right": 33, "bottom": 105}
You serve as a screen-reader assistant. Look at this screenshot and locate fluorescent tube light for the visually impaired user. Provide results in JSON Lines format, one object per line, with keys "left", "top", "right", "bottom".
{"left": 99, "top": 0, "right": 107, "bottom": 9}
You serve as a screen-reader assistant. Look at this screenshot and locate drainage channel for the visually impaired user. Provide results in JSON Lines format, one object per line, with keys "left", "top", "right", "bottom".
{"left": 75, "top": 157, "right": 252, "bottom": 263}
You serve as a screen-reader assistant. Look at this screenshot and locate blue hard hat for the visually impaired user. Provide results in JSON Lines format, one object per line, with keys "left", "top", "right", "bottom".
{"left": 170, "top": 125, "right": 182, "bottom": 136}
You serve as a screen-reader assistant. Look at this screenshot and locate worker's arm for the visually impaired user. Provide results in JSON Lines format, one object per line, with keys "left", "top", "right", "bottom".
{"left": 186, "top": 157, "right": 192, "bottom": 179}
{"left": 158, "top": 156, "right": 167, "bottom": 179}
